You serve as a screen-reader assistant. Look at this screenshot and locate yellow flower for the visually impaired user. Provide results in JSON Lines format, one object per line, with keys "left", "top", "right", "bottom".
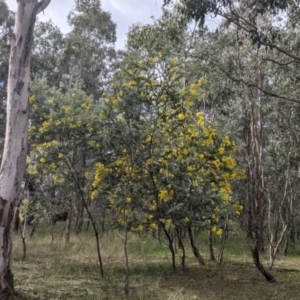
{"left": 116, "top": 114, "right": 124, "bottom": 122}
{"left": 150, "top": 78, "right": 157, "bottom": 86}
{"left": 52, "top": 140, "right": 59, "bottom": 147}
{"left": 123, "top": 81, "right": 136, "bottom": 89}
{"left": 20, "top": 199, "right": 29, "bottom": 213}
{"left": 212, "top": 159, "right": 222, "bottom": 169}
{"left": 138, "top": 60, "right": 145, "bottom": 67}
{"left": 178, "top": 113, "right": 185, "bottom": 120}
{"left": 19, "top": 213, "right": 24, "bottom": 223}
{"left": 199, "top": 153, "right": 204, "bottom": 160}
{"left": 122, "top": 209, "right": 130, "bottom": 216}
{"left": 39, "top": 121, "right": 51, "bottom": 133}
{"left": 218, "top": 147, "right": 225, "bottom": 155}
{"left": 52, "top": 174, "right": 65, "bottom": 184}
{"left": 39, "top": 157, "right": 46, "bottom": 163}
{"left": 197, "top": 117, "right": 205, "bottom": 126}
{"left": 81, "top": 102, "right": 91, "bottom": 110}
{"left": 211, "top": 214, "right": 219, "bottom": 222}
{"left": 109, "top": 202, "right": 116, "bottom": 209}
{"left": 86, "top": 122, "right": 93, "bottom": 133}
{"left": 171, "top": 58, "right": 178, "bottom": 65}
{"left": 27, "top": 165, "right": 38, "bottom": 175}
{"left": 91, "top": 162, "right": 107, "bottom": 194}
{"left": 115, "top": 159, "right": 123, "bottom": 166}
{"left": 62, "top": 105, "right": 71, "bottom": 112}
{"left": 91, "top": 190, "right": 99, "bottom": 200}
{"left": 158, "top": 188, "right": 173, "bottom": 203}
{"left": 216, "top": 229, "right": 223, "bottom": 235}
{"left": 29, "top": 95, "right": 36, "bottom": 104}
{"left": 187, "top": 165, "right": 196, "bottom": 172}
{"left": 150, "top": 223, "right": 158, "bottom": 230}
{"left": 222, "top": 156, "right": 236, "bottom": 170}
{"left": 234, "top": 204, "right": 243, "bottom": 216}
{"left": 222, "top": 136, "right": 231, "bottom": 146}
{"left": 50, "top": 163, "right": 57, "bottom": 170}
{"left": 184, "top": 99, "right": 193, "bottom": 106}
{"left": 88, "top": 140, "right": 97, "bottom": 147}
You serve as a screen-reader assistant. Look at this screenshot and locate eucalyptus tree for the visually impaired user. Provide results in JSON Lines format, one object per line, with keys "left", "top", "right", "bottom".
{"left": 0, "top": 0, "right": 51, "bottom": 295}
{"left": 0, "top": 0, "right": 14, "bottom": 159}
{"left": 31, "top": 20, "right": 65, "bottom": 87}
{"left": 64, "top": 0, "right": 116, "bottom": 99}
{"left": 263, "top": 100, "right": 300, "bottom": 266}
{"left": 164, "top": 0, "right": 300, "bottom": 103}
{"left": 191, "top": 24, "right": 280, "bottom": 281}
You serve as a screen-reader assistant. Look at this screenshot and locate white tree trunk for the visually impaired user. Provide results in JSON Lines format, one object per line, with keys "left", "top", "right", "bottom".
{"left": 0, "top": 0, "right": 51, "bottom": 294}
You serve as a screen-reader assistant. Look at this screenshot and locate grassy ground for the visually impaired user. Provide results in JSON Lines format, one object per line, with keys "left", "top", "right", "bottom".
{"left": 11, "top": 223, "right": 300, "bottom": 300}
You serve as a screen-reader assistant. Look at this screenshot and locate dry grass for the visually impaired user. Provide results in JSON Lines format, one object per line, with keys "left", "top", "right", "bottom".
{"left": 10, "top": 223, "right": 300, "bottom": 300}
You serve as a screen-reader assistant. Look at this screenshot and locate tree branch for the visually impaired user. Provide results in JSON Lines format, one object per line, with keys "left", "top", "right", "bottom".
{"left": 261, "top": 57, "right": 300, "bottom": 66}
{"left": 218, "top": 66, "right": 300, "bottom": 104}
{"left": 36, "top": 0, "right": 51, "bottom": 15}
{"left": 219, "top": 12, "right": 300, "bottom": 63}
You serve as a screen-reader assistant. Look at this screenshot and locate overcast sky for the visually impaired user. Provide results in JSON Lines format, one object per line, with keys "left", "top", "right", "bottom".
{"left": 6, "top": 0, "right": 164, "bottom": 49}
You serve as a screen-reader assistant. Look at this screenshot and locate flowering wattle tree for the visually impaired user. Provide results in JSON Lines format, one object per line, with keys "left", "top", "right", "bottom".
{"left": 26, "top": 80, "right": 105, "bottom": 275}
{"left": 91, "top": 53, "right": 244, "bottom": 270}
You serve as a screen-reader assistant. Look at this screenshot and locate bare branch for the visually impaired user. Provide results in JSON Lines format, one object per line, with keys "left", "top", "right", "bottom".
{"left": 219, "top": 12, "right": 300, "bottom": 63}
{"left": 36, "top": 0, "right": 51, "bottom": 15}
{"left": 218, "top": 66, "right": 300, "bottom": 104}
{"left": 261, "top": 57, "right": 300, "bottom": 66}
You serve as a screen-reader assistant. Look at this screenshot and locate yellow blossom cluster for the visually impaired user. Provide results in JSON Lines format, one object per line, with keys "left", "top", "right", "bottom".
{"left": 51, "top": 174, "right": 65, "bottom": 184}
{"left": 211, "top": 226, "right": 223, "bottom": 235}
{"left": 91, "top": 163, "right": 108, "bottom": 199}
{"left": 158, "top": 188, "right": 174, "bottom": 203}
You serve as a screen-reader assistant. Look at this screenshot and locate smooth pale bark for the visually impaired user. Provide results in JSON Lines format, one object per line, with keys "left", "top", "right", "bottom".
{"left": 0, "top": 0, "right": 51, "bottom": 294}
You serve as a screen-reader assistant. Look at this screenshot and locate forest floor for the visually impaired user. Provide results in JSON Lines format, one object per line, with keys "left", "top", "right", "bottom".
{"left": 10, "top": 223, "right": 300, "bottom": 300}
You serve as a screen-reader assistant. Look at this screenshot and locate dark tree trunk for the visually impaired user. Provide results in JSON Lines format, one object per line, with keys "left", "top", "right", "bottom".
{"left": 124, "top": 223, "right": 129, "bottom": 297}
{"left": 21, "top": 220, "right": 26, "bottom": 261}
{"left": 176, "top": 229, "right": 186, "bottom": 272}
{"left": 65, "top": 199, "right": 72, "bottom": 243}
{"left": 208, "top": 229, "right": 216, "bottom": 261}
{"left": 162, "top": 225, "right": 176, "bottom": 272}
{"left": 188, "top": 227, "right": 205, "bottom": 266}
{"left": 0, "top": 0, "right": 51, "bottom": 295}
{"left": 14, "top": 208, "right": 20, "bottom": 234}
{"left": 252, "top": 246, "right": 275, "bottom": 282}
{"left": 29, "top": 217, "right": 39, "bottom": 238}
{"left": 75, "top": 199, "right": 84, "bottom": 234}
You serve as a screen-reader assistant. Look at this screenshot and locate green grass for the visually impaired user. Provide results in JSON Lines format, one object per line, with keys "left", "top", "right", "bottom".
{"left": 10, "top": 222, "right": 300, "bottom": 299}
